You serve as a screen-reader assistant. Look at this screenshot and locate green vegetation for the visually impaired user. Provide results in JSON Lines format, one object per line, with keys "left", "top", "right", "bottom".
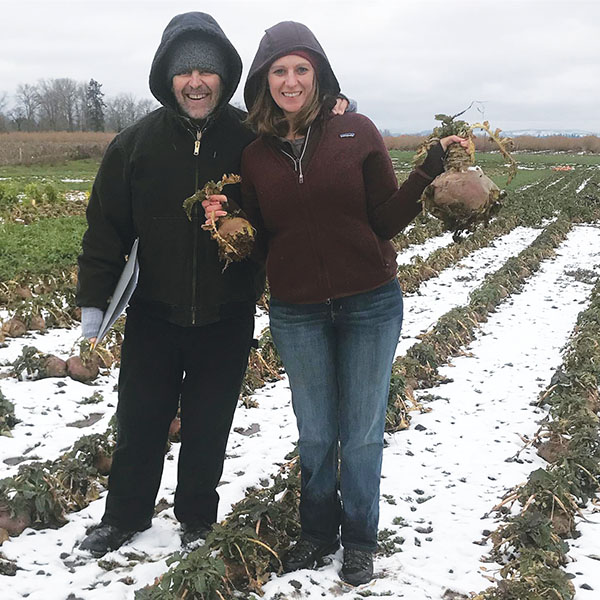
{"left": 0, "top": 388, "right": 19, "bottom": 436}
{"left": 0, "top": 215, "right": 86, "bottom": 281}
{"left": 0, "top": 427, "right": 115, "bottom": 532}
{"left": 0, "top": 159, "right": 99, "bottom": 192}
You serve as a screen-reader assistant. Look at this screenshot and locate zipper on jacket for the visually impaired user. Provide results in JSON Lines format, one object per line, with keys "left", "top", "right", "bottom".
{"left": 191, "top": 129, "right": 203, "bottom": 325}
{"left": 280, "top": 125, "right": 311, "bottom": 184}
{"left": 194, "top": 130, "right": 202, "bottom": 155}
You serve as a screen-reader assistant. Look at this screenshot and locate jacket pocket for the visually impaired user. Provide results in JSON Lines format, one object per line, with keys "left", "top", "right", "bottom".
{"left": 138, "top": 216, "right": 193, "bottom": 304}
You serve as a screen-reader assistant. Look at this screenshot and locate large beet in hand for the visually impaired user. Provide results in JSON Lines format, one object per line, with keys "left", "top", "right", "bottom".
{"left": 422, "top": 166, "right": 504, "bottom": 236}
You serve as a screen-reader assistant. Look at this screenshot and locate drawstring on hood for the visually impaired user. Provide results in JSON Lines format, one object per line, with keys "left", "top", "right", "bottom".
{"left": 149, "top": 12, "right": 242, "bottom": 116}
{"left": 244, "top": 21, "right": 340, "bottom": 112}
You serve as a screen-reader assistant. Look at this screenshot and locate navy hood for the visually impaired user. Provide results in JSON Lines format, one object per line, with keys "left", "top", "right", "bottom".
{"left": 244, "top": 21, "right": 340, "bottom": 111}
{"left": 149, "top": 12, "right": 242, "bottom": 113}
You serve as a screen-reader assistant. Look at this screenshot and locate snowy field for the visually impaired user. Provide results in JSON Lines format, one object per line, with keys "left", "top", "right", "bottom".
{"left": 1, "top": 224, "right": 600, "bottom": 600}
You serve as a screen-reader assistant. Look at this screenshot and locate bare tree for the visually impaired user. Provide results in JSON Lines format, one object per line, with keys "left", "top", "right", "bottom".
{"left": 36, "top": 78, "right": 80, "bottom": 130}
{"left": 105, "top": 93, "right": 157, "bottom": 131}
{"left": 0, "top": 91, "right": 9, "bottom": 131}
{"left": 136, "top": 98, "right": 157, "bottom": 119}
{"left": 15, "top": 84, "right": 39, "bottom": 131}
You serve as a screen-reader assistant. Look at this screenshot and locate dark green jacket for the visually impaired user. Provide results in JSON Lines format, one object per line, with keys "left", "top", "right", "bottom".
{"left": 77, "top": 12, "right": 264, "bottom": 326}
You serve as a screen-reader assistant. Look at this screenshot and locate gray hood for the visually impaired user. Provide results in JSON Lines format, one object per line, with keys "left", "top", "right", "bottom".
{"left": 149, "top": 12, "right": 242, "bottom": 113}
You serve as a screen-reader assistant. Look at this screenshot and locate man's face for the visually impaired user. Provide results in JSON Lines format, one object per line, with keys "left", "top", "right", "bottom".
{"left": 172, "top": 70, "right": 222, "bottom": 120}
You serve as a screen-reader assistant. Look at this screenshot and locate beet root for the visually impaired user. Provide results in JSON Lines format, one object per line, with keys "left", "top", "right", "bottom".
{"left": 42, "top": 355, "right": 68, "bottom": 378}
{"left": 213, "top": 216, "right": 255, "bottom": 265}
{"left": 28, "top": 314, "right": 46, "bottom": 331}
{"left": 2, "top": 318, "right": 28, "bottom": 338}
{"left": 0, "top": 504, "right": 32, "bottom": 536}
{"left": 66, "top": 356, "right": 100, "bottom": 382}
{"left": 422, "top": 167, "right": 504, "bottom": 236}
{"left": 93, "top": 450, "right": 113, "bottom": 476}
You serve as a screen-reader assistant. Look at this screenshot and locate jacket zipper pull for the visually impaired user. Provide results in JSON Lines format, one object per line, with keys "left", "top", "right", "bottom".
{"left": 194, "top": 131, "right": 202, "bottom": 156}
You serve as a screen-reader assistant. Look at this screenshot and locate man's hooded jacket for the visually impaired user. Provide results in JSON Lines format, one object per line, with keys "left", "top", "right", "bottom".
{"left": 77, "top": 12, "right": 263, "bottom": 327}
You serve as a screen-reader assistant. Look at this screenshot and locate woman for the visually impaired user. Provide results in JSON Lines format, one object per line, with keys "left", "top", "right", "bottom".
{"left": 204, "top": 21, "right": 467, "bottom": 586}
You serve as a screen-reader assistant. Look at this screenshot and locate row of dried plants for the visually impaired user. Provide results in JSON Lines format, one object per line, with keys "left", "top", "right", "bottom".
{"left": 471, "top": 277, "right": 600, "bottom": 600}
{"left": 387, "top": 216, "right": 575, "bottom": 432}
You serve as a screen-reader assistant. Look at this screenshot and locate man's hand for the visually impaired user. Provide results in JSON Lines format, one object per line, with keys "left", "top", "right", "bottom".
{"left": 332, "top": 97, "right": 349, "bottom": 115}
{"left": 202, "top": 194, "right": 228, "bottom": 225}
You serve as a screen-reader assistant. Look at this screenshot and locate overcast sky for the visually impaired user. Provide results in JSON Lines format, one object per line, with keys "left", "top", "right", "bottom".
{"left": 2, "top": 0, "right": 599, "bottom": 134}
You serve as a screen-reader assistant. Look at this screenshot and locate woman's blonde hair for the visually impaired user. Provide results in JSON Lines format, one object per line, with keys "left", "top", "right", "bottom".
{"left": 246, "top": 69, "right": 327, "bottom": 137}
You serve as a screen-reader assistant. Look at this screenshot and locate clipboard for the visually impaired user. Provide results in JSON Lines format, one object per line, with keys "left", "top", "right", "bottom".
{"left": 92, "top": 238, "right": 139, "bottom": 348}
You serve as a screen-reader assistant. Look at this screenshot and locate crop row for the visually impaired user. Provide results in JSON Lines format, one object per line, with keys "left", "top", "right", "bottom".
{"left": 397, "top": 168, "right": 599, "bottom": 293}
{"left": 472, "top": 276, "right": 600, "bottom": 600}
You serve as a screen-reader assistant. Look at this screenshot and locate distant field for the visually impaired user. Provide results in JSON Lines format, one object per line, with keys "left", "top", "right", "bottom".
{"left": 390, "top": 150, "right": 600, "bottom": 190}
{"left": 0, "top": 131, "right": 114, "bottom": 167}
{"left": 2, "top": 149, "right": 600, "bottom": 194}
{"left": 1, "top": 130, "right": 599, "bottom": 169}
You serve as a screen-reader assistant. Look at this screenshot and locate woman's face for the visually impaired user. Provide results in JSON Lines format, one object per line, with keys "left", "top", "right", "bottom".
{"left": 267, "top": 54, "right": 315, "bottom": 117}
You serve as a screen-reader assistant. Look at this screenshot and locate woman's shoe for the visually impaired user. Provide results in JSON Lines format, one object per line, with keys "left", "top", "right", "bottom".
{"left": 340, "top": 548, "right": 374, "bottom": 585}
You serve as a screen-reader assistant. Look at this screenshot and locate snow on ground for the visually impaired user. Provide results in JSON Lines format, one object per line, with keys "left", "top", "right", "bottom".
{"left": 395, "top": 225, "right": 543, "bottom": 357}
{"left": 396, "top": 232, "right": 455, "bottom": 266}
{"left": 2, "top": 225, "right": 600, "bottom": 599}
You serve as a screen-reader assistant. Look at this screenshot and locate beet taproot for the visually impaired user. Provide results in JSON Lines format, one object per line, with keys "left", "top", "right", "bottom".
{"left": 183, "top": 173, "right": 255, "bottom": 267}
{"left": 415, "top": 112, "right": 516, "bottom": 239}
{"left": 422, "top": 167, "right": 504, "bottom": 234}
{"left": 28, "top": 314, "right": 46, "bottom": 331}
{"left": 42, "top": 355, "right": 68, "bottom": 378}
{"left": 211, "top": 215, "right": 255, "bottom": 265}
{"left": 66, "top": 356, "right": 99, "bottom": 383}
{"left": 93, "top": 450, "right": 113, "bottom": 476}
{"left": 0, "top": 504, "right": 31, "bottom": 536}
{"left": 2, "top": 318, "right": 27, "bottom": 338}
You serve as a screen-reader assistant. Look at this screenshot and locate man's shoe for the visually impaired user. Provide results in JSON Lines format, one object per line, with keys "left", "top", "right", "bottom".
{"left": 181, "top": 520, "right": 212, "bottom": 548}
{"left": 340, "top": 548, "right": 374, "bottom": 586}
{"left": 79, "top": 523, "right": 143, "bottom": 557}
{"left": 282, "top": 538, "right": 340, "bottom": 572}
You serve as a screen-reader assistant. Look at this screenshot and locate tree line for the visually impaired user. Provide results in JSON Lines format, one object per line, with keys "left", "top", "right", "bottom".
{"left": 0, "top": 79, "right": 157, "bottom": 133}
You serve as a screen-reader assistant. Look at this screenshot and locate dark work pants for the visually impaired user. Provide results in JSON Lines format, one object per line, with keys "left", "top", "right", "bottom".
{"left": 102, "top": 308, "right": 254, "bottom": 530}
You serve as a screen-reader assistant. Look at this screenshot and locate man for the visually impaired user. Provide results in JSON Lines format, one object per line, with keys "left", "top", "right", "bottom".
{"left": 77, "top": 12, "right": 264, "bottom": 557}
{"left": 77, "top": 11, "right": 351, "bottom": 557}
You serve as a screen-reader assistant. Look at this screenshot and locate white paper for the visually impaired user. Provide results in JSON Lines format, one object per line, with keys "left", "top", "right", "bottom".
{"left": 94, "top": 238, "right": 139, "bottom": 346}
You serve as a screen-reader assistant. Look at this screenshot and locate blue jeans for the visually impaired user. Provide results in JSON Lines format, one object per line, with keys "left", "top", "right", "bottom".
{"left": 269, "top": 278, "right": 403, "bottom": 551}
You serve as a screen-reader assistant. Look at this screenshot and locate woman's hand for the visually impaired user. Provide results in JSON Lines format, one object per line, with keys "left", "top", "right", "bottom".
{"left": 440, "top": 135, "right": 470, "bottom": 151}
{"left": 202, "top": 194, "right": 228, "bottom": 225}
